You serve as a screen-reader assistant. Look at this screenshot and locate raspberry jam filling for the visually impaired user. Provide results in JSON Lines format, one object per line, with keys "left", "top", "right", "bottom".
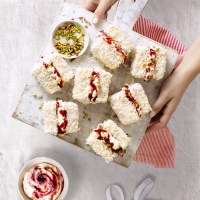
{"left": 56, "top": 100, "right": 68, "bottom": 137}
{"left": 28, "top": 164, "right": 63, "bottom": 200}
{"left": 99, "top": 30, "right": 127, "bottom": 62}
{"left": 144, "top": 48, "right": 159, "bottom": 81}
{"left": 123, "top": 84, "right": 142, "bottom": 117}
{"left": 94, "top": 128, "right": 124, "bottom": 156}
{"left": 88, "top": 71, "right": 100, "bottom": 102}
{"left": 43, "top": 62, "right": 64, "bottom": 88}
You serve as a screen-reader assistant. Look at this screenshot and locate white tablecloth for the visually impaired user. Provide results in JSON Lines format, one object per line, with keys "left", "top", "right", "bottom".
{"left": 0, "top": 0, "right": 200, "bottom": 199}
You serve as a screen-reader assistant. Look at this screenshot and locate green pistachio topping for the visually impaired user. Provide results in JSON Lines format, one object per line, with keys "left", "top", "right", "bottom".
{"left": 54, "top": 22, "right": 85, "bottom": 57}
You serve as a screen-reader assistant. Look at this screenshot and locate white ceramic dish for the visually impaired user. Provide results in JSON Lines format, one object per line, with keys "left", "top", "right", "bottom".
{"left": 52, "top": 20, "right": 89, "bottom": 59}
{"left": 18, "top": 157, "right": 69, "bottom": 200}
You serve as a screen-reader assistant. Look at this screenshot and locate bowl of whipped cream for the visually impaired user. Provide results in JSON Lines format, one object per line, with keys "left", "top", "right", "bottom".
{"left": 18, "top": 157, "right": 69, "bottom": 200}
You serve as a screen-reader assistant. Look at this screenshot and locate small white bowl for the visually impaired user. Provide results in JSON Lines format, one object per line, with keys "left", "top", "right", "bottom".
{"left": 52, "top": 20, "right": 89, "bottom": 59}
{"left": 18, "top": 157, "right": 69, "bottom": 200}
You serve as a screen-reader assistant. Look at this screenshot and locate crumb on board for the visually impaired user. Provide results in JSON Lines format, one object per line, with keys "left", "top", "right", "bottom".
{"left": 83, "top": 111, "right": 88, "bottom": 119}
{"left": 78, "top": 16, "right": 91, "bottom": 27}
{"left": 39, "top": 101, "right": 44, "bottom": 110}
{"left": 104, "top": 113, "right": 110, "bottom": 118}
{"left": 113, "top": 114, "right": 118, "bottom": 118}
{"left": 82, "top": 110, "right": 91, "bottom": 121}
{"left": 89, "top": 52, "right": 93, "bottom": 57}
{"left": 110, "top": 70, "right": 114, "bottom": 74}
{"left": 89, "top": 128, "right": 93, "bottom": 133}
{"left": 32, "top": 92, "right": 37, "bottom": 97}
{"left": 103, "top": 66, "right": 114, "bottom": 74}
{"left": 32, "top": 92, "right": 43, "bottom": 99}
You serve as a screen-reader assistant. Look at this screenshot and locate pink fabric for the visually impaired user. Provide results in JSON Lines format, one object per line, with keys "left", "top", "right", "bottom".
{"left": 133, "top": 16, "right": 187, "bottom": 168}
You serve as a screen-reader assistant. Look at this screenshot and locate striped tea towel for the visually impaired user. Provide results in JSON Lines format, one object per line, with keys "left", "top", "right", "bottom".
{"left": 133, "top": 16, "right": 187, "bottom": 168}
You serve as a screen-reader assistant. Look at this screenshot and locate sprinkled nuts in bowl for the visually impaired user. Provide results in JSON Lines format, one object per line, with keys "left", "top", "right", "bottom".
{"left": 52, "top": 21, "right": 89, "bottom": 59}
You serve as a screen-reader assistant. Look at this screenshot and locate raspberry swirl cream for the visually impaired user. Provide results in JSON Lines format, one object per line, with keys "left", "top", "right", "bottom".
{"left": 98, "top": 30, "right": 127, "bottom": 62}
{"left": 56, "top": 100, "right": 68, "bottom": 138}
{"left": 23, "top": 163, "right": 63, "bottom": 200}
{"left": 94, "top": 128, "right": 124, "bottom": 156}
{"left": 88, "top": 71, "right": 100, "bottom": 102}
{"left": 144, "top": 47, "right": 159, "bottom": 81}
{"left": 43, "top": 61, "right": 64, "bottom": 88}
{"left": 123, "top": 84, "right": 143, "bottom": 117}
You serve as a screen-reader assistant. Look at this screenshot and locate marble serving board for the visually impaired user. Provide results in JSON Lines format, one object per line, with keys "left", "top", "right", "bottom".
{"left": 13, "top": 1, "right": 179, "bottom": 167}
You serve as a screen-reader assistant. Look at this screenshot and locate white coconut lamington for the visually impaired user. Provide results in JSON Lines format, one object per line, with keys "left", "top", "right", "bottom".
{"left": 109, "top": 83, "right": 152, "bottom": 125}
{"left": 72, "top": 67, "right": 112, "bottom": 105}
{"left": 91, "top": 25, "right": 134, "bottom": 69}
{"left": 33, "top": 53, "right": 73, "bottom": 94}
{"left": 86, "top": 120, "right": 130, "bottom": 162}
{"left": 131, "top": 45, "right": 167, "bottom": 81}
{"left": 43, "top": 100, "right": 79, "bottom": 138}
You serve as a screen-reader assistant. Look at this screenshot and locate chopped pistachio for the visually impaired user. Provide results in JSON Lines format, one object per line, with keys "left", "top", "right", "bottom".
{"left": 32, "top": 92, "right": 37, "bottom": 97}
{"left": 83, "top": 111, "right": 88, "bottom": 119}
{"left": 89, "top": 128, "right": 93, "bottom": 133}
{"left": 39, "top": 102, "right": 44, "bottom": 110}
{"left": 110, "top": 70, "right": 114, "bottom": 74}
{"left": 55, "top": 35, "right": 59, "bottom": 40}
{"left": 58, "top": 134, "right": 65, "bottom": 139}
{"left": 98, "top": 85, "right": 102, "bottom": 90}
{"left": 104, "top": 113, "right": 110, "bottom": 118}
{"left": 53, "top": 22, "right": 85, "bottom": 57}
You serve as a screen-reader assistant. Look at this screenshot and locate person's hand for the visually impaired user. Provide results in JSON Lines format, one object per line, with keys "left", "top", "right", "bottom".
{"left": 147, "top": 37, "right": 200, "bottom": 131}
{"left": 148, "top": 35, "right": 200, "bottom": 132}
{"left": 148, "top": 68, "right": 186, "bottom": 132}
{"left": 84, "top": 0, "right": 118, "bottom": 24}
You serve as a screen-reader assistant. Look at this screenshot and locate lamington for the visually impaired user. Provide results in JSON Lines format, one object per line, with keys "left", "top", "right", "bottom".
{"left": 86, "top": 119, "right": 130, "bottom": 163}
{"left": 33, "top": 53, "right": 73, "bottom": 94}
{"left": 130, "top": 45, "right": 167, "bottom": 81}
{"left": 109, "top": 83, "right": 152, "bottom": 125}
{"left": 91, "top": 25, "right": 134, "bottom": 69}
{"left": 72, "top": 67, "right": 112, "bottom": 104}
{"left": 43, "top": 100, "right": 79, "bottom": 138}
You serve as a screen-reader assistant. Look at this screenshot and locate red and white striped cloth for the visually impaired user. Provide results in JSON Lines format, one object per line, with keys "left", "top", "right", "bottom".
{"left": 132, "top": 16, "right": 187, "bottom": 168}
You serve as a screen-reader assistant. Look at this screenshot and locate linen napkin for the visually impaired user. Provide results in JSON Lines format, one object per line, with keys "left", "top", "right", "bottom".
{"left": 133, "top": 16, "right": 187, "bottom": 168}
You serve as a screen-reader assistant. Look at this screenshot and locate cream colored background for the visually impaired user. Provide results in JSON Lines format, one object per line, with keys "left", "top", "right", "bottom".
{"left": 0, "top": 0, "right": 200, "bottom": 199}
